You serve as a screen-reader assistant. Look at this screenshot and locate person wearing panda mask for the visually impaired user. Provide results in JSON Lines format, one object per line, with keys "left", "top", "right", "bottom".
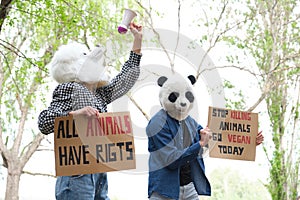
{"left": 38, "top": 22, "right": 142, "bottom": 200}
{"left": 146, "top": 74, "right": 264, "bottom": 200}
{"left": 146, "top": 74, "right": 211, "bottom": 200}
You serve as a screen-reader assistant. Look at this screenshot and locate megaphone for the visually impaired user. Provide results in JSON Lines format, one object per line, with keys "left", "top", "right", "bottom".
{"left": 118, "top": 9, "right": 137, "bottom": 34}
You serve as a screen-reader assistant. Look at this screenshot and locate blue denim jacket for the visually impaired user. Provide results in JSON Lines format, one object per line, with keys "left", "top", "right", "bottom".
{"left": 146, "top": 109, "right": 211, "bottom": 199}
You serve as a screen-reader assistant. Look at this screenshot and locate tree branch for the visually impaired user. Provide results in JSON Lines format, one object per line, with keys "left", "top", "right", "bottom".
{"left": 247, "top": 91, "right": 267, "bottom": 112}
{"left": 171, "top": 0, "right": 181, "bottom": 73}
{"left": 0, "top": 50, "right": 8, "bottom": 166}
{"left": 20, "top": 133, "right": 44, "bottom": 168}
{"left": 13, "top": 74, "right": 40, "bottom": 157}
{"left": 135, "top": 0, "right": 174, "bottom": 71}
{"left": 0, "top": 39, "right": 47, "bottom": 73}
{"left": 127, "top": 93, "right": 150, "bottom": 121}
{"left": 22, "top": 170, "right": 55, "bottom": 178}
{"left": 12, "top": 42, "right": 50, "bottom": 156}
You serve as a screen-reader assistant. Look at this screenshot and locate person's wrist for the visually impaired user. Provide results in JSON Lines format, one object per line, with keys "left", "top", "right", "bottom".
{"left": 199, "top": 141, "right": 204, "bottom": 147}
{"left": 133, "top": 34, "right": 143, "bottom": 41}
{"left": 132, "top": 41, "right": 142, "bottom": 54}
{"left": 132, "top": 49, "right": 141, "bottom": 54}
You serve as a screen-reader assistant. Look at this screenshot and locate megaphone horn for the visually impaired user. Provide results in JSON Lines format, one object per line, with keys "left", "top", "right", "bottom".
{"left": 118, "top": 9, "right": 137, "bottom": 34}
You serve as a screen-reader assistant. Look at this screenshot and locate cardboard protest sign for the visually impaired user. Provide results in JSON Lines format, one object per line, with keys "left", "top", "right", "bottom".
{"left": 54, "top": 111, "right": 136, "bottom": 176}
{"left": 207, "top": 106, "right": 258, "bottom": 161}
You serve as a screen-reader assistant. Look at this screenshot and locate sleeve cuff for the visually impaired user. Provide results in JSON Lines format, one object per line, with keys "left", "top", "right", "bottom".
{"left": 129, "top": 51, "right": 142, "bottom": 64}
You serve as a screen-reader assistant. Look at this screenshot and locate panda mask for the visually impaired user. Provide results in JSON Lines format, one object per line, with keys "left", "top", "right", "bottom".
{"left": 158, "top": 74, "right": 196, "bottom": 121}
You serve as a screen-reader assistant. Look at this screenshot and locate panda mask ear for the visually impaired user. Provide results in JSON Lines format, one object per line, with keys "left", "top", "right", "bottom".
{"left": 158, "top": 75, "right": 196, "bottom": 86}
{"left": 187, "top": 75, "right": 196, "bottom": 85}
{"left": 157, "top": 76, "right": 168, "bottom": 87}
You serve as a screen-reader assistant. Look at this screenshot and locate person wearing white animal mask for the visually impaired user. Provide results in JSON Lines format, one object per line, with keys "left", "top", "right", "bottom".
{"left": 38, "top": 22, "right": 142, "bottom": 200}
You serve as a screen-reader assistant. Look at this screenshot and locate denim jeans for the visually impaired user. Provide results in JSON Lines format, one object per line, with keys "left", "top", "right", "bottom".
{"left": 55, "top": 173, "right": 110, "bottom": 200}
{"left": 149, "top": 182, "right": 199, "bottom": 200}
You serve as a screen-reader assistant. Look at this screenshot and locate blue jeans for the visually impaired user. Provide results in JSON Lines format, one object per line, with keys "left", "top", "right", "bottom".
{"left": 149, "top": 182, "right": 199, "bottom": 200}
{"left": 55, "top": 173, "right": 110, "bottom": 200}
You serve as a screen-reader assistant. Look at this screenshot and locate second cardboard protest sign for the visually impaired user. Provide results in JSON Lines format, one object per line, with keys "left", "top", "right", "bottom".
{"left": 207, "top": 106, "right": 258, "bottom": 161}
{"left": 54, "top": 111, "right": 136, "bottom": 176}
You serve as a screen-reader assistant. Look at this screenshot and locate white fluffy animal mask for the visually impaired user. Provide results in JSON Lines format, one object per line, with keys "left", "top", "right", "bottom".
{"left": 49, "top": 42, "right": 106, "bottom": 84}
{"left": 158, "top": 74, "right": 196, "bottom": 121}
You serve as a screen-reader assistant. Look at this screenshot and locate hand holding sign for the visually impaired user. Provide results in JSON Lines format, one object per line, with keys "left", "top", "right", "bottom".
{"left": 69, "top": 106, "right": 100, "bottom": 117}
{"left": 199, "top": 127, "right": 212, "bottom": 147}
{"left": 256, "top": 131, "right": 264, "bottom": 146}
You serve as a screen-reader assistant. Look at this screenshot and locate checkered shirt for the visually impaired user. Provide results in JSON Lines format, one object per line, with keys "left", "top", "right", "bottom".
{"left": 38, "top": 51, "right": 141, "bottom": 135}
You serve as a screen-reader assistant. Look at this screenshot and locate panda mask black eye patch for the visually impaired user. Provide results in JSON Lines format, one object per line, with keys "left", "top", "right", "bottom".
{"left": 185, "top": 91, "right": 194, "bottom": 103}
{"left": 168, "top": 92, "right": 179, "bottom": 103}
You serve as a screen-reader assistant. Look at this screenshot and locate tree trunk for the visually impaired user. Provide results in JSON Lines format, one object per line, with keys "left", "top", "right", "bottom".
{"left": 5, "top": 160, "right": 22, "bottom": 200}
{"left": 0, "top": 0, "right": 13, "bottom": 32}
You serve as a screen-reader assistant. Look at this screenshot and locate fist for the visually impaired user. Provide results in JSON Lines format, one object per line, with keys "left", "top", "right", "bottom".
{"left": 199, "top": 127, "right": 212, "bottom": 147}
{"left": 69, "top": 106, "right": 99, "bottom": 117}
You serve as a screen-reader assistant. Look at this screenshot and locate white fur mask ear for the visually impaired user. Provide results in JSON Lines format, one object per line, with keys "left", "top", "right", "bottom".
{"left": 77, "top": 45, "right": 107, "bottom": 84}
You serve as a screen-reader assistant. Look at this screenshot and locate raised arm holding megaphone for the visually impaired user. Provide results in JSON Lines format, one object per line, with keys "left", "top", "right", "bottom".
{"left": 117, "top": 8, "right": 142, "bottom": 54}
